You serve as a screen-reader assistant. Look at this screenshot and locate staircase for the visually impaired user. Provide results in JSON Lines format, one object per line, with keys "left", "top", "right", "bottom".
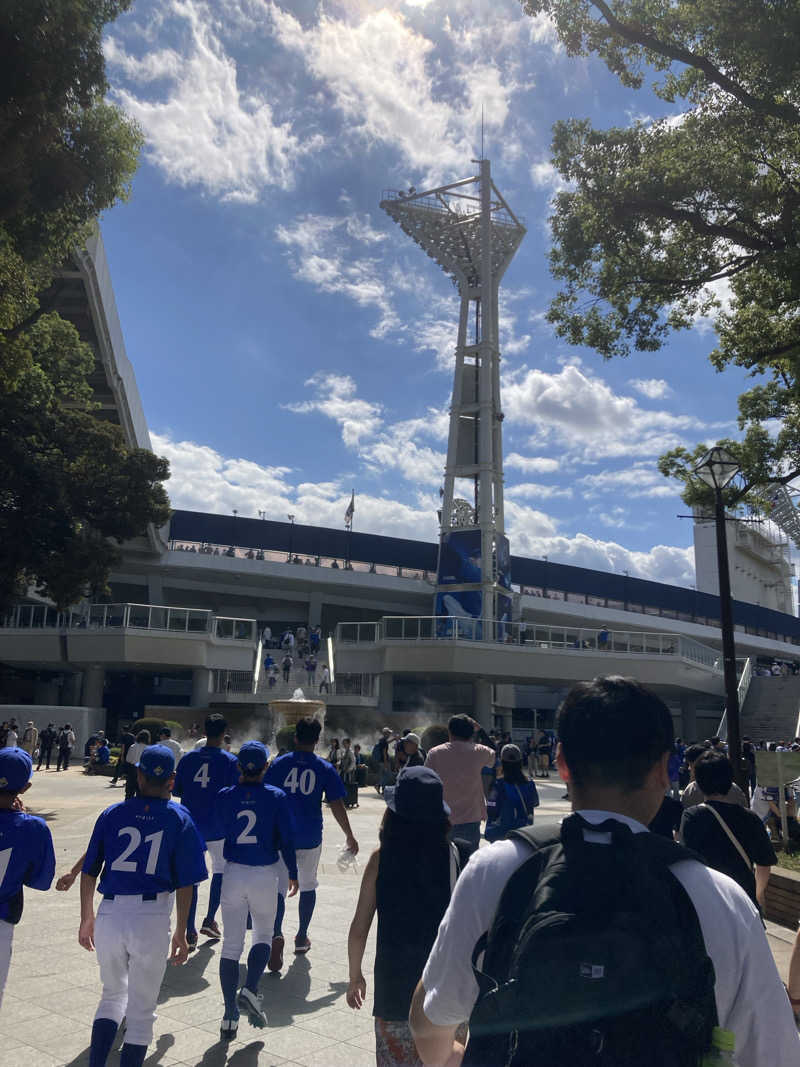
{"left": 740, "top": 675, "right": 800, "bottom": 742}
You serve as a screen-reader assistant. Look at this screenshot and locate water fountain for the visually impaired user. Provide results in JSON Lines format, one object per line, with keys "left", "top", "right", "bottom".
{"left": 269, "top": 687, "right": 325, "bottom": 731}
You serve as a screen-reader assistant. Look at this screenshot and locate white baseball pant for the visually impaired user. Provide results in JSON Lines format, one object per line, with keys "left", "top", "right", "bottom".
{"left": 220, "top": 862, "right": 279, "bottom": 962}
{"left": 276, "top": 844, "right": 322, "bottom": 896}
{"left": 205, "top": 838, "right": 225, "bottom": 875}
{"left": 0, "top": 920, "right": 13, "bottom": 1010}
{"left": 93, "top": 892, "right": 173, "bottom": 1047}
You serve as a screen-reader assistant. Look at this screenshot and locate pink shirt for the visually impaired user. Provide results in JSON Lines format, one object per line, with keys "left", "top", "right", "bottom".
{"left": 425, "top": 740, "right": 495, "bottom": 825}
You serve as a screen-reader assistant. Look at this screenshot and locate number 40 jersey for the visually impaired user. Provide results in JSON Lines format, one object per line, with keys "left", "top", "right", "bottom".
{"left": 82, "top": 797, "right": 208, "bottom": 897}
{"left": 265, "top": 751, "right": 345, "bottom": 850}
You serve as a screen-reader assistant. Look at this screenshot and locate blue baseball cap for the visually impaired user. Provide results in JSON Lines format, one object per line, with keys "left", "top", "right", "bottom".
{"left": 136, "top": 744, "right": 175, "bottom": 779}
{"left": 238, "top": 741, "right": 270, "bottom": 773}
{"left": 0, "top": 748, "right": 33, "bottom": 792}
{"left": 384, "top": 765, "right": 450, "bottom": 822}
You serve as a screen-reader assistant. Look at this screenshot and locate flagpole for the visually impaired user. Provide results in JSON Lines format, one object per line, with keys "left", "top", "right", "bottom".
{"left": 345, "top": 490, "right": 354, "bottom": 570}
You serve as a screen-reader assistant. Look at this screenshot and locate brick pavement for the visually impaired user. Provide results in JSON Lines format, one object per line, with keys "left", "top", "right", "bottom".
{"left": 0, "top": 767, "right": 792, "bottom": 1065}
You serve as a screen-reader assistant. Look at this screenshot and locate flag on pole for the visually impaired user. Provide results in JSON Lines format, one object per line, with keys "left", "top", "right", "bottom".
{"left": 345, "top": 491, "right": 355, "bottom": 529}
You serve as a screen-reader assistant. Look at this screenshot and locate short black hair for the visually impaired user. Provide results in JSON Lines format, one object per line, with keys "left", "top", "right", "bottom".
{"left": 693, "top": 751, "right": 733, "bottom": 796}
{"left": 557, "top": 676, "right": 673, "bottom": 792}
{"left": 685, "top": 743, "right": 709, "bottom": 765}
{"left": 205, "top": 714, "right": 227, "bottom": 739}
{"left": 295, "top": 717, "right": 322, "bottom": 745}
{"left": 159, "top": 727, "right": 171, "bottom": 738}
{"left": 136, "top": 729, "right": 150, "bottom": 744}
{"left": 448, "top": 714, "right": 474, "bottom": 740}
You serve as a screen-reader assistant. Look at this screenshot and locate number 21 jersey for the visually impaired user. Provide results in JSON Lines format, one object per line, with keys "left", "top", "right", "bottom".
{"left": 82, "top": 797, "right": 208, "bottom": 896}
{"left": 265, "top": 752, "right": 345, "bottom": 849}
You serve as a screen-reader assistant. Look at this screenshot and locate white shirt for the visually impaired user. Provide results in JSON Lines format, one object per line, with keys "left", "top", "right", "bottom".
{"left": 5, "top": 730, "right": 17, "bottom": 748}
{"left": 125, "top": 742, "right": 146, "bottom": 766}
{"left": 421, "top": 810, "right": 800, "bottom": 1067}
{"left": 159, "top": 738, "right": 183, "bottom": 765}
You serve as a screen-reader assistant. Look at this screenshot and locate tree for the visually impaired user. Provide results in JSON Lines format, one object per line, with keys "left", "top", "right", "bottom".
{"left": 521, "top": 0, "right": 800, "bottom": 504}
{"left": 0, "top": 2, "right": 170, "bottom": 609}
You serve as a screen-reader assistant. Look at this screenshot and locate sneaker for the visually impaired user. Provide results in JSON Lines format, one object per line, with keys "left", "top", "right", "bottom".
{"left": 268, "top": 934, "right": 284, "bottom": 972}
{"left": 200, "top": 919, "right": 221, "bottom": 939}
{"left": 238, "top": 986, "right": 267, "bottom": 1028}
{"left": 220, "top": 1017, "right": 238, "bottom": 1041}
{"left": 186, "top": 931, "right": 198, "bottom": 952}
{"left": 294, "top": 935, "right": 311, "bottom": 955}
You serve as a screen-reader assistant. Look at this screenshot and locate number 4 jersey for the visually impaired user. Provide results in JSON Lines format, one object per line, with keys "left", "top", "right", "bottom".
{"left": 173, "top": 746, "right": 240, "bottom": 844}
{"left": 82, "top": 797, "right": 208, "bottom": 896}
{"left": 265, "top": 752, "right": 345, "bottom": 850}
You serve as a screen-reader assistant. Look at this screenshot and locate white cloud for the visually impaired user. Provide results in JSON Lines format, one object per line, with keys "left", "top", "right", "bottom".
{"left": 579, "top": 463, "right": 678, "bottom": 499}
{"left": 502, "top": 363, "right": 705, "bottom": 461}
{"left": 530, "top": 160, "right": 568, "bottom": 193}
{"left": 506, "top": 452, "right": 561, "bottom": 474}
{"left": 284, "top": 373, "right": 383, "bottom": 448}
{"left": 276, "top": 213, "right": 401, "bottom": 338}
{"left": 152, "top": 430, "right": 440, "bottom": 541}
{"left": 106, "top": 0, "right": 319, "bottom": 202}
{"left": 630, "top": 378, "right": 671, "bottom": 399}
{"left": 506, "top": 482, "right": 572, "bottom": 500}
{"left": 269, "top": 4, "right": 512, "bottom": 182}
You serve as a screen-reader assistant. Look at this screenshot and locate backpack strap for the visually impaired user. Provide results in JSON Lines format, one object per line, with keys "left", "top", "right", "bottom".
{"left": 699, "top": 802, "right": 753, "bottom": 873}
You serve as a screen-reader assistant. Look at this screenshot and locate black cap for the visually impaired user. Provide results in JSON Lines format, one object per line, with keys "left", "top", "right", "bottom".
{"left": 384, "top": 765, "right": 450, "bottom": 822}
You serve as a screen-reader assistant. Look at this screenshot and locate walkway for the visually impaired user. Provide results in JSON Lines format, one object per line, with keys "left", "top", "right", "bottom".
{"left": 0, "top": 769, "right": 792, "bottom": 1065}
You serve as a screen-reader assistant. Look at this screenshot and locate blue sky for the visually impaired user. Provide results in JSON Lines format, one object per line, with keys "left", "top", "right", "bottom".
{"left": 99, "top": 0, "right": 754, "bottom": 587}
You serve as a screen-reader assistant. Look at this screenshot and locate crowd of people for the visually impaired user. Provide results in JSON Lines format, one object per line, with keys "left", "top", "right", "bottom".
{"left": 1, "top": 681, "right": 799, "bottom": 1065}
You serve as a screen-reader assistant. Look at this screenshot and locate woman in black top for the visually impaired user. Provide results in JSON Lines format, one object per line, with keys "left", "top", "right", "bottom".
{"left": 680, "top": 750, "right": 776, "bottom": 909}
{"left": 346, "top": 766, "right": 462, "bottom": 1066}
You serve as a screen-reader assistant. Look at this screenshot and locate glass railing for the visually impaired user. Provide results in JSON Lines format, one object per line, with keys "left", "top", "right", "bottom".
{"left": 0, "top": 603, "right": 257, "bottom": 641}
{"left": 335, "top": 616, "right": 722, "bottom": 672}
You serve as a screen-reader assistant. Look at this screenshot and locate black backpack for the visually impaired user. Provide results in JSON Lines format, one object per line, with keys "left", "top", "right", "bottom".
{"left": 464, "top": 814, "right": 717, "bottom": 1067}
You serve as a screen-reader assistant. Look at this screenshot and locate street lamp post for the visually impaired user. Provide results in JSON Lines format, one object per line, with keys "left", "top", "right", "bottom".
{"left": 693, "top": 447, "right": 747, "bottom": 792}
{"left": 287, "top": 514, "right": 295, "bottom": 563}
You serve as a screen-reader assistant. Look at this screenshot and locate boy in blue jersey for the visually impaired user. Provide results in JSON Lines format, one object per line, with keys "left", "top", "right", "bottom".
{"left": 265, "top": 716, "right": 358, "bottom": 968}
{"left": 217, "top": 741, "right": 298, "bottom": 1038}
{"left": 79, "top": 744, "right": 207, "bottom": 1067}
{"left": 0, "top": 747, "right": 55, "bottom": 1008}
{"left": 173, "top": 713, "right": 239, "bottom": 945}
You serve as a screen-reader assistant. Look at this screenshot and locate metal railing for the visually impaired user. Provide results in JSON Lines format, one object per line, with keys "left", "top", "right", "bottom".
{"left": 335, "top": 616, "right": 722, "bottom": 671}
{"left": 718, "top": 656, "right": 754, "bottom": 741}
{"left": 0, "top": 602, "right": 257, "bottom": 641}
{"left": 211, "top": 669, "right": 256, "bottom": 694}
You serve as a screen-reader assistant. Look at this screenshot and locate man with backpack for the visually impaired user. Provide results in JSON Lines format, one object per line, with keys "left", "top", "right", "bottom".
{"left": 410, "top": 675, "right": 800, "bottom": 1066}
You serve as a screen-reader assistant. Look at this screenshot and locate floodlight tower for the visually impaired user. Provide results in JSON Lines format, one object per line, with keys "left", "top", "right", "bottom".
{"left": 381, "top": 160, "right": 526, "bottom": 629}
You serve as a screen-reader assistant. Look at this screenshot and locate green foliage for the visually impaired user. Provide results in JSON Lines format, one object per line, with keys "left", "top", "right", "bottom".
{"left": 521, "top": 1, "right": 800, "bottom": 501}
{"left": 0, "top": 1, "right": 170, "bottom": 610}
{"left": 275, "top": 725, "right": 296, "bottom": 753}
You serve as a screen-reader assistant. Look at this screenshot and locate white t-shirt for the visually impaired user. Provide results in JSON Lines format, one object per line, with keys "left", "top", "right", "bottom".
{"left": 159, "top": 738, "right": 183, "bottom": 765}
{"left": 125, "top": 742, "right": 146, "bottom": 766}
{"left": 421, "top": 810, "right": 800, "bottom": 1067}
{"left": 6, "top": 730, "right": 18, "bottom": 748}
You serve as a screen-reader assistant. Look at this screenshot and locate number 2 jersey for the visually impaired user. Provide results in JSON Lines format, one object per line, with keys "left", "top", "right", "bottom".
{"left": 264, "top": 751, "right": 345, "bottom": 850}
{"left": 172, "top": 746, "right": 240, "bottom": 843}
{"left": 82, "top": 797, "right": 208, "bottom": 897}
{"left": 0, "top": 810, "right": 55, "bottom": 923}
{"left": 217, "top": 783, "right": 297, "bottom": 877}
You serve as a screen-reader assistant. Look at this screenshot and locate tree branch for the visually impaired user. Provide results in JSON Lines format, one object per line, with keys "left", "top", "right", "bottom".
{"left": 0, "top": 281, "right": 65, "bottom": 343}
{"left": 590, "top": 0, "right": 800, "bottom": 125}
{"left": 612, "top": 198, "right": 774, "bottom": 251}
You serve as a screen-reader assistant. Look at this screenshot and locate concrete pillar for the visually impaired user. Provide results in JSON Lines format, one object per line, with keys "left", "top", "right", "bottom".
{"left": 148, "top": 574, "right": 165, "bottom": 604}
{"left": 473, "top": 678, "right": 493, "bottom": 729}
{"left": 377, "top": 672, "right": 394, "bottom": 719}
{"left": 192, "top": 667, "right": 211, "bottom": 708}
{"left": 82, "top": 666, "right": 105, "bottom": 708}
{"left": 680, "top": 693, "right": 697, "bottom": 741}
{"left": 308, "top": 592, "right": 323, "bottom": 629}
{"left": 62, "top": 673, "right": 82, "bottom": 706}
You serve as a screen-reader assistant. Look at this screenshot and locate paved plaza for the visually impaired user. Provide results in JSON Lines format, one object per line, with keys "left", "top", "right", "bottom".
{"left": 0, "top": 768, "right": 793, "bottom": 1066}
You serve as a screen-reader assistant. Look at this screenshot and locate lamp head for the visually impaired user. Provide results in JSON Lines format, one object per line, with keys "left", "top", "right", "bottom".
{"left": 694, "top": 446, "right": 739, "bottom": 491}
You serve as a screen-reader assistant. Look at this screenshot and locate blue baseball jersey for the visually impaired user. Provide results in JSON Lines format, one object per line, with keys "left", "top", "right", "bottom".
{"left": 218, "top": 782, "right": 297, "bottom": 877}
{"left": 0, "top": 810, "right": 55, "bottom": 923}
{"left": 265, "top": 751, "right": 345, "bottom": 849}
{"left": 173, "top": 746, "right": 240, "bottom": 842}
{"left": 82, "top": 797, "right": 208, "bottom": 897}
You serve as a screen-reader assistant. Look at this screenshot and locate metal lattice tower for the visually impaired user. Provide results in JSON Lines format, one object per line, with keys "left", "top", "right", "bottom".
{"left": 381, "top": 160, "right": 526, "bottom": 624}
